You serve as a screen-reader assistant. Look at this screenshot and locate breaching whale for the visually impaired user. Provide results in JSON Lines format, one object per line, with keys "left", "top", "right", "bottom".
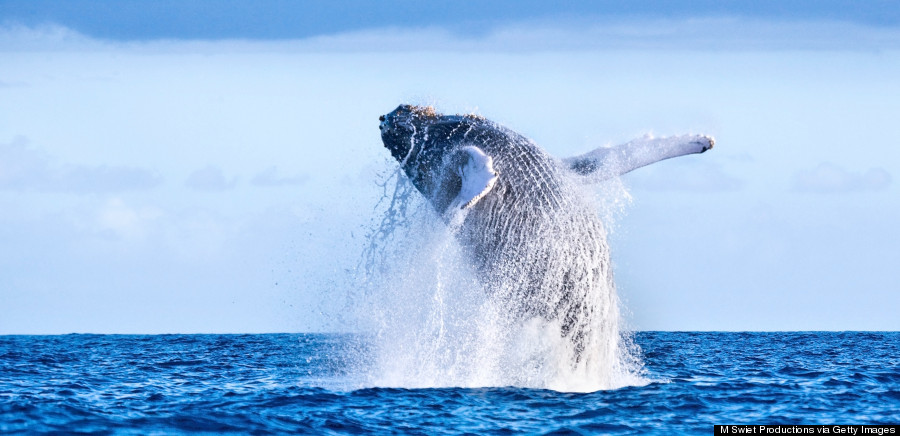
{"left": 378, "top": 104, "right": 713, "bottom": 358}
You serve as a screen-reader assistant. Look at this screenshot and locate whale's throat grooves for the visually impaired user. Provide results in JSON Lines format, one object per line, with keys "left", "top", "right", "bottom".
{"left": 370, "top": 105, "right": 642, "bottom": 391}
{"left": 458, "top": 127, "right": 618, "bottom": 360}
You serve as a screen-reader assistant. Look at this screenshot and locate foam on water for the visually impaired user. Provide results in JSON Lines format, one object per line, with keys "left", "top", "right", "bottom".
{"left": 352, "top": 163, "right": 645, "bottom": 393}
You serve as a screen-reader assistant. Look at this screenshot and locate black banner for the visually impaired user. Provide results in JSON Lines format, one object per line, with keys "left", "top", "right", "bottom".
{"left": 715, "top": 426, "right": 898, "bottom": 435}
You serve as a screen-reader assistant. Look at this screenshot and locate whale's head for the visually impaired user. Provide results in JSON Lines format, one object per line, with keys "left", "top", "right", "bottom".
{"left": 380, "top": 104, "right": 472, "bottom": 211}
{"left": 379, "top": 104, "right": 439, "bottom": 164}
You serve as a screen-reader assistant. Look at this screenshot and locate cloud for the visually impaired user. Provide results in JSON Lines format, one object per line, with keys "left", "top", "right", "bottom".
{"left": 95, "top": 197, "right": 163, "bottom": 242}
{"left": 3, "top": 18, "right": 900, "bottom": 53}
{"left": 250, "top": 166, "right": 310, "bottom": 187}
{"left": 0, "top": 137, "right": 162, "bottom": 193}
{"left": 185, "top": 165, "right": 238, "bottom": 191}
{"left": 0, "top": 79, "right": 26, "bottom": 88}
{"left": 626, "top": 160, "right": 744, "bottom": 193}
{"left": 792, "top": 163, "right": 892, "bottom": 193}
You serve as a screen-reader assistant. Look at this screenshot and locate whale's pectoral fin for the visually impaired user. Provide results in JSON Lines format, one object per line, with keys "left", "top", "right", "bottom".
{"left": 448, "top": 146, "right": 499, "bottom": 210}
{"left": 563, "top": 134, "right": 715, "bottom": 182}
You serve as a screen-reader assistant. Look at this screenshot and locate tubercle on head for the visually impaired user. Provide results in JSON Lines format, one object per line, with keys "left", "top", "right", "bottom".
{"left": 399, "top": 105, "right": 487, "bottom": 122}
{"left": 407, "top": 105, "right": 438, "bottom": 119}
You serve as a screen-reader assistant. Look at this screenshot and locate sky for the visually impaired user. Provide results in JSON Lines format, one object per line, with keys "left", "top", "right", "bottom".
{"left": 1, "top": 1, "right": 899, "bottom": 333}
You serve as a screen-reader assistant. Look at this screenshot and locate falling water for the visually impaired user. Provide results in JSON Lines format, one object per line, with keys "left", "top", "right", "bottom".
{"left": 351, "top": 159, "right": 645, "bottom": 393}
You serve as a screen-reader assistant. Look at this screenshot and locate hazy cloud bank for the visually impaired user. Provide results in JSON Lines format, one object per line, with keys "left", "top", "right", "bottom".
{"left": 0, "top": 137, "right": 162, "bottom": 193}
{"left": 185, "top": 165, "right": 238, "bottom": 192}
{"left": 792, "top": 163, "right": 892, "bottom": 193}
{"left": 251, "top": 166, "right": 310, "bottom": 187}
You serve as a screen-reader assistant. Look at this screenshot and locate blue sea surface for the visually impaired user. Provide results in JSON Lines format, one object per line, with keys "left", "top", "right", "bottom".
{"left": 1, "top": 332, "right": 898, "bottom": 434}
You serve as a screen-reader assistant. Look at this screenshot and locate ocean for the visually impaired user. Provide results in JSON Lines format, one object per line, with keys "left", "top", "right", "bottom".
{"left": 2, "top": 332, "right": 898, "bottom": 434}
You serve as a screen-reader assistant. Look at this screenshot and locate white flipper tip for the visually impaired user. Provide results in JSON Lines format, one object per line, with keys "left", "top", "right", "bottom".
{"left": 450, "top": 146, "right": 499, "bottom": 210}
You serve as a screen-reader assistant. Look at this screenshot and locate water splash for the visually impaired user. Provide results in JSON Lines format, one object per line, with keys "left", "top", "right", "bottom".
{"left": 352, "top": 160, "right": 646, "bottom": 393}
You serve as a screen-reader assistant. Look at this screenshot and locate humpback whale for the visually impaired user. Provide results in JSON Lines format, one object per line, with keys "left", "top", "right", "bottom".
{"left": 378, "top": 104, "right": 713, "bottom": 358}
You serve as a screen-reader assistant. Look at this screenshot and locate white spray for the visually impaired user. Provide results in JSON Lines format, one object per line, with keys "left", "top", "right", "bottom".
{"left": 352, "top": 163, "right": 646, "bottom": 393}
